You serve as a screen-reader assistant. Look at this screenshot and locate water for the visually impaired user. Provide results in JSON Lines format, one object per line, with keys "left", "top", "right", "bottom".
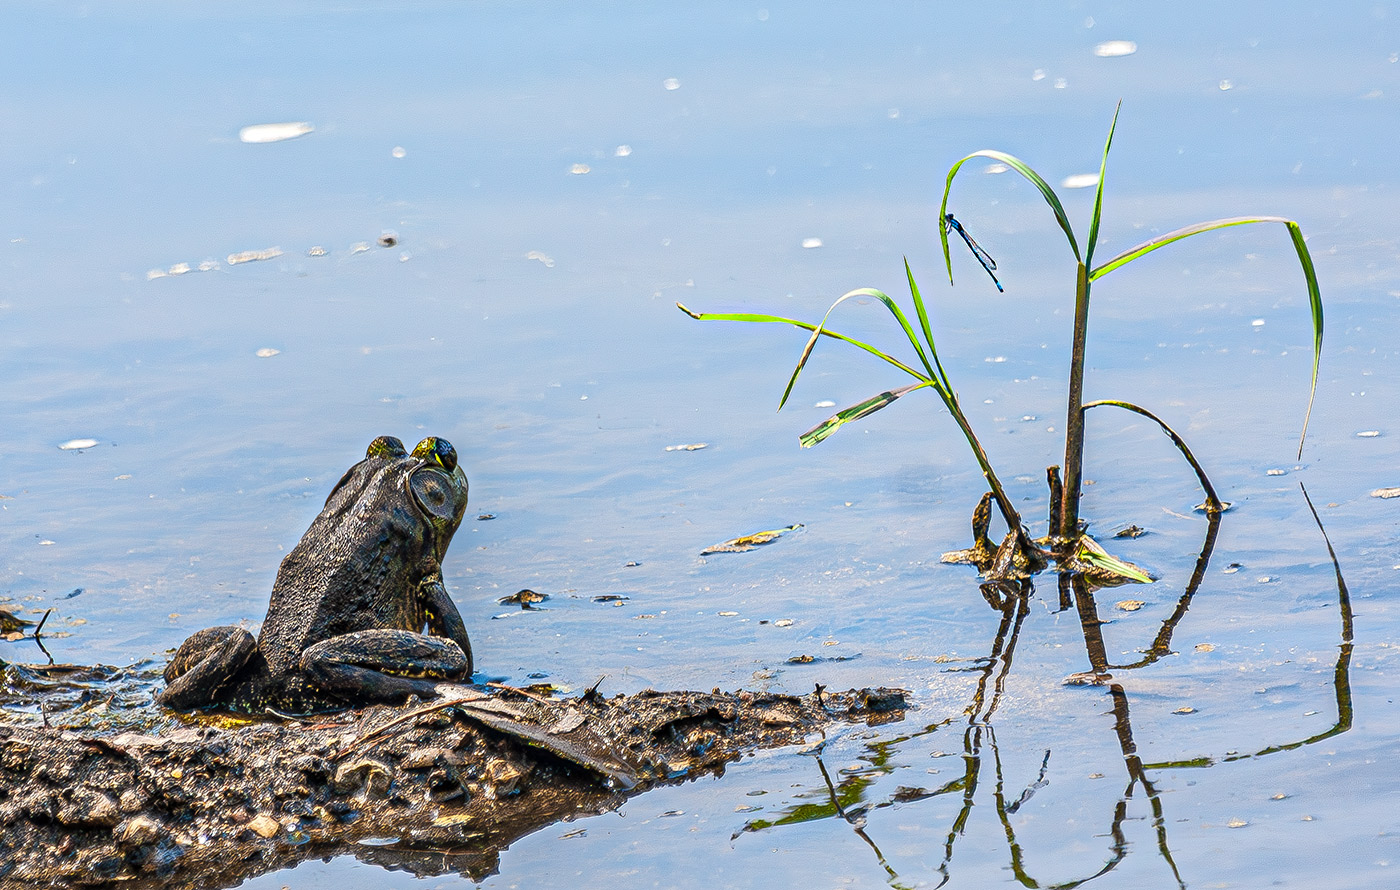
{"left": 4, "top": 2, "right": 1399, "bottom": 887}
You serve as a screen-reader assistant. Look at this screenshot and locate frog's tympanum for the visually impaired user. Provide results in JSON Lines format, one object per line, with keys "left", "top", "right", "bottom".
{"left": 159, "top": 436, "right": 474, "bottom": 714}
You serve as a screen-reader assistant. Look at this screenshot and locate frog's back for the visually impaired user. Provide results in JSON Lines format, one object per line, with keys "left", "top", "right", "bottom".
{"left": 257, "top": 457, "right": 436, "bottom": 674}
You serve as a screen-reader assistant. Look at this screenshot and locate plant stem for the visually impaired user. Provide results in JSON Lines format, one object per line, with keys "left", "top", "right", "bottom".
{"left": 943, "top": 390, "right": 1027, "bottom": 544}
{"left": 1059, "top": 262, "right": 1091, "bottom": 540}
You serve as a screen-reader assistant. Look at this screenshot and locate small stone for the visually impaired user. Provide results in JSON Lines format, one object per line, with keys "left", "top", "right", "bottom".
{"left": 115, "top": 815, "right": 163, "bottom": 847}
{"left": 246, "top": 814, "right": 281, "bottom": 838}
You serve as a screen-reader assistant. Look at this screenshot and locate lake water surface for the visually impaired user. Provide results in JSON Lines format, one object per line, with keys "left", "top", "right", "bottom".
{"left": 3, "top": 3, "right": 1399, "bottom": 888}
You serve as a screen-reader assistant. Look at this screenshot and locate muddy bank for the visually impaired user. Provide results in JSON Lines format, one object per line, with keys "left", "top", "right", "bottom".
{"left": 0, "top": 684, "right": 906, "bottom": 888}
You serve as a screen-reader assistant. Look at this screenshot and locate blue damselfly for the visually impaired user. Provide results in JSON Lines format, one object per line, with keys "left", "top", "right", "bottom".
{"left": 945, "top": 213, "right": 1003, "bottom": 292}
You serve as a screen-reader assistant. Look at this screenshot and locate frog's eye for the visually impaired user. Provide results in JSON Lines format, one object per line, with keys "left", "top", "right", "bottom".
{"left": 412, "top": 437, "right": 458, "bottom": 473}
{"left": 366, "top": 436, "right": 407, "bottom": 459}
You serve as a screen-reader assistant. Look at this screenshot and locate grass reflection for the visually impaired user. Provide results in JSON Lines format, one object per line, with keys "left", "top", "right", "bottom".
{"left": 739, "top": 490, "right": 1353, "bottom": 888}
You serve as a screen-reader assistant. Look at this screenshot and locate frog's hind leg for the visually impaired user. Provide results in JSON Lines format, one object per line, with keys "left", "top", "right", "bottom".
{"left": 299, "top": 629, "right": 470, "bottom": 703}
{"left": 158, "top": 625, "right": 257, "bottom": 710}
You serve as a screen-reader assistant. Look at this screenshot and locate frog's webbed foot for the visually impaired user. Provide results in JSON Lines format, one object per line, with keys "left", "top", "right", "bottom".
{"left": 300, "top": 629, "right": 471, "bottom": 704}
{"left": 158, "top": 625, "right": 257, "bottom": 710}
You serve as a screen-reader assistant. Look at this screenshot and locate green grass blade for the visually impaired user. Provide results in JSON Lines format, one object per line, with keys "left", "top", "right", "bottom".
{"left": 1088, "top": 216, "right": 1290, "bottom": 279}
{"left": 1076, "top": 536, "right": 1155, "bottom": 584}
{"left": 1285, "top": 221, "right": 1324, "bottom": 459}
{"left": 1087, "top": 216, "right": 1324, "bottom": 457}
{"left": 800, "top": 382, "right": 930, "bottom": 447}
{"left": 940, "top": 150, "right": 1081, "bottom": 285}
{"left": 1082, "top": 399, "right": 1225, "bottom": 513}
{"left": 676, "top": 302, "right": 927, "bottom": 385}
{"left": 773, "top": 288, "right": 940, "bottom": 411}
{"left": 903, "top": 258, "right": 953, "bottom": 393}
{"left": 1084, "top": 101, "right": 1122, "bottom": 270}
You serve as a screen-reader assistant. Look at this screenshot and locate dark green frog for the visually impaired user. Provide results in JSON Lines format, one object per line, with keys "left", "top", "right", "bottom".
{"left": 159, "top": 435, "right": 474, "bottom": 714}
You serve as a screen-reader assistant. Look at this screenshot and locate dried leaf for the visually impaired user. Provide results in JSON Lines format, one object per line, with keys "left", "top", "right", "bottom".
{"left": 701, "top": 524, "right": 804, "bottom": 555}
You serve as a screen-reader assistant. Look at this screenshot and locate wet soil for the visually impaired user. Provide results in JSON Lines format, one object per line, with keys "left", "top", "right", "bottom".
{"left": 0, "top": 684, "right": 905, "bottom": 888}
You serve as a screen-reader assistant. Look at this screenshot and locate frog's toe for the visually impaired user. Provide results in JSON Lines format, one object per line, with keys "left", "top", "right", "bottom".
{"left": 158, "top": 625, "right": 256, "bottom": 710}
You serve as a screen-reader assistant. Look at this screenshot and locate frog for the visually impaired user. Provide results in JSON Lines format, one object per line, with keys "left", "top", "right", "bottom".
{"left": 158, "top": 435, "right": 475, "bottom": 714}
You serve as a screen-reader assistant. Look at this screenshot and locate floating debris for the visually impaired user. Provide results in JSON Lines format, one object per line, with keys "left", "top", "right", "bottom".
{"left": 663, "top": 77, "right": 681, "bottom": 91}
{"left": 591, "top": 594, "right": 629, "bottom": 604}
{"left": 701, "top": 524, "right": 803, "bottom": 555}
{"left": 1061, "top": 173, "right": 1100, "bottom": 189}
{"left": 1194, "top": 643, "right": 1216, "bottom": 653}
{"left": 255, "top": 348, "right": 280, "bottom": 358}
{"left": 498, "top": 589, "right": 549, "bottom": 607}
{"left": 377, "top": 231, "right": 399, "bottom": 248}
{"left": 665, "top": 442, "right": 708, "bottom": 452}
{"left": 0, "top": 608, "right": 36, "bottom": 633}
{"left": 238, "top": 122, "right": 314, "bottom": 144}
{"left": 307, "top": 246, "right": 327, "bottom": 257}
{"left": 1226, "top": 818, "right": 1249, "bottom": 829}
{"left": 392, "top": 146, "right": 407, "bottom": 158}
{"left": 569, "top": 163, "right": 591, "bottom": 175}
{"left": 1115, "top": 600, "right": 1146, "bottom": 612}
{"left": 560, "top": 828, "right": 586, "bottom": 839}
{"left": 1063, "top": 671, "right": 1112, "bottom": 686}
{"left": 1093, "top": 40, "right": 1138, "bottom": 57}
{"left": 615, "top": 145, "right": 632, "bottom": 157}
{"left": 785, "top": 653, "right": 859, "bottom": 664}
{"left": 1267, "top": 468, "right": 1287, "bottom": 476}
{"left": 801, "top": 237, "right": 823, "bottom": 249}
{"left": 624, "top": 561, "right": 641, "bottom": 567}
{"left": 227, "top": 247, "right": 282, "bottom": 265}
{"left": 1371, "top": 487, "right": 1400, "bottom": 499}
{"left": 525, "top": 250, "right": 555, "bottom": 267}
{"left": 1173, "top": 706, "right": 1197, "bottom": 715}
{"left": 350, "top": 242, "right": 372, "bottom": 255}
{"left": 1114, "top": 525, "right": 1146, "bottom": 538}
{"left": 1357, "top": 430, "right": 1381, "bottom": 438}
{"left": 717, "top": 611, "right": 739, "bottom": 617}
{"left": 58, "top": 438, "right": 98, "bottom": 451}
{"left": 813, "top": 400, "right": 836, "bottom": 408}
{"left": 477, "top": 513, "right": 497, "bottom": 520}
{"left": 773, "top": 619, "right": 794, "bottom": 627}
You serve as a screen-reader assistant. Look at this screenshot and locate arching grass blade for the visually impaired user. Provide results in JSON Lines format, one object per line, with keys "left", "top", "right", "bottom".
{"left": 1082, "top": 399, "right": 1225, "bottom": 513}
{"left": 1087, "top": 216, "right": 1323, "bottom": 457}
{"left": 939, "top": 150, "right": 1081, "bottom": 286}
{"left": 676, "top": 302, "right": 925, "bottom": 381}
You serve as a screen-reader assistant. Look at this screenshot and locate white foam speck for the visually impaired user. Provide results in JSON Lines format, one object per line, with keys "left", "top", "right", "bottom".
{"left": 1094, "top": 40, "right": 1138, "bottom": 57}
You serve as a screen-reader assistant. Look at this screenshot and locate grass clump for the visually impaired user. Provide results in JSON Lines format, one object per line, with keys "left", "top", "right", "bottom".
{"left": 680, "top": 103, "right": 1323, "bottom": 583}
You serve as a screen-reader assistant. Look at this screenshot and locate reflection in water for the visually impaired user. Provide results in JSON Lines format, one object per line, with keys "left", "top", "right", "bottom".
{"left": 741, "top": 492, "right": 1354, "bottom": 888}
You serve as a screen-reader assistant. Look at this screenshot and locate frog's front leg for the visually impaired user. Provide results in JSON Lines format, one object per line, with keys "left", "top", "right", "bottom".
{"left": 299, "top": 629, "right": 470, "bottom": 703}
{"left": 420, "top": 571, "right": 474, "bottom": 678}
{"left": 158, "top": 625, "right": 257, "bottom": 710}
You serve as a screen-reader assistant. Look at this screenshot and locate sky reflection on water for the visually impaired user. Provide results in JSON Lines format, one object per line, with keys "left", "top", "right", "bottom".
{"left": 4, "top": 2, "right": 1400, "bottom": 887}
